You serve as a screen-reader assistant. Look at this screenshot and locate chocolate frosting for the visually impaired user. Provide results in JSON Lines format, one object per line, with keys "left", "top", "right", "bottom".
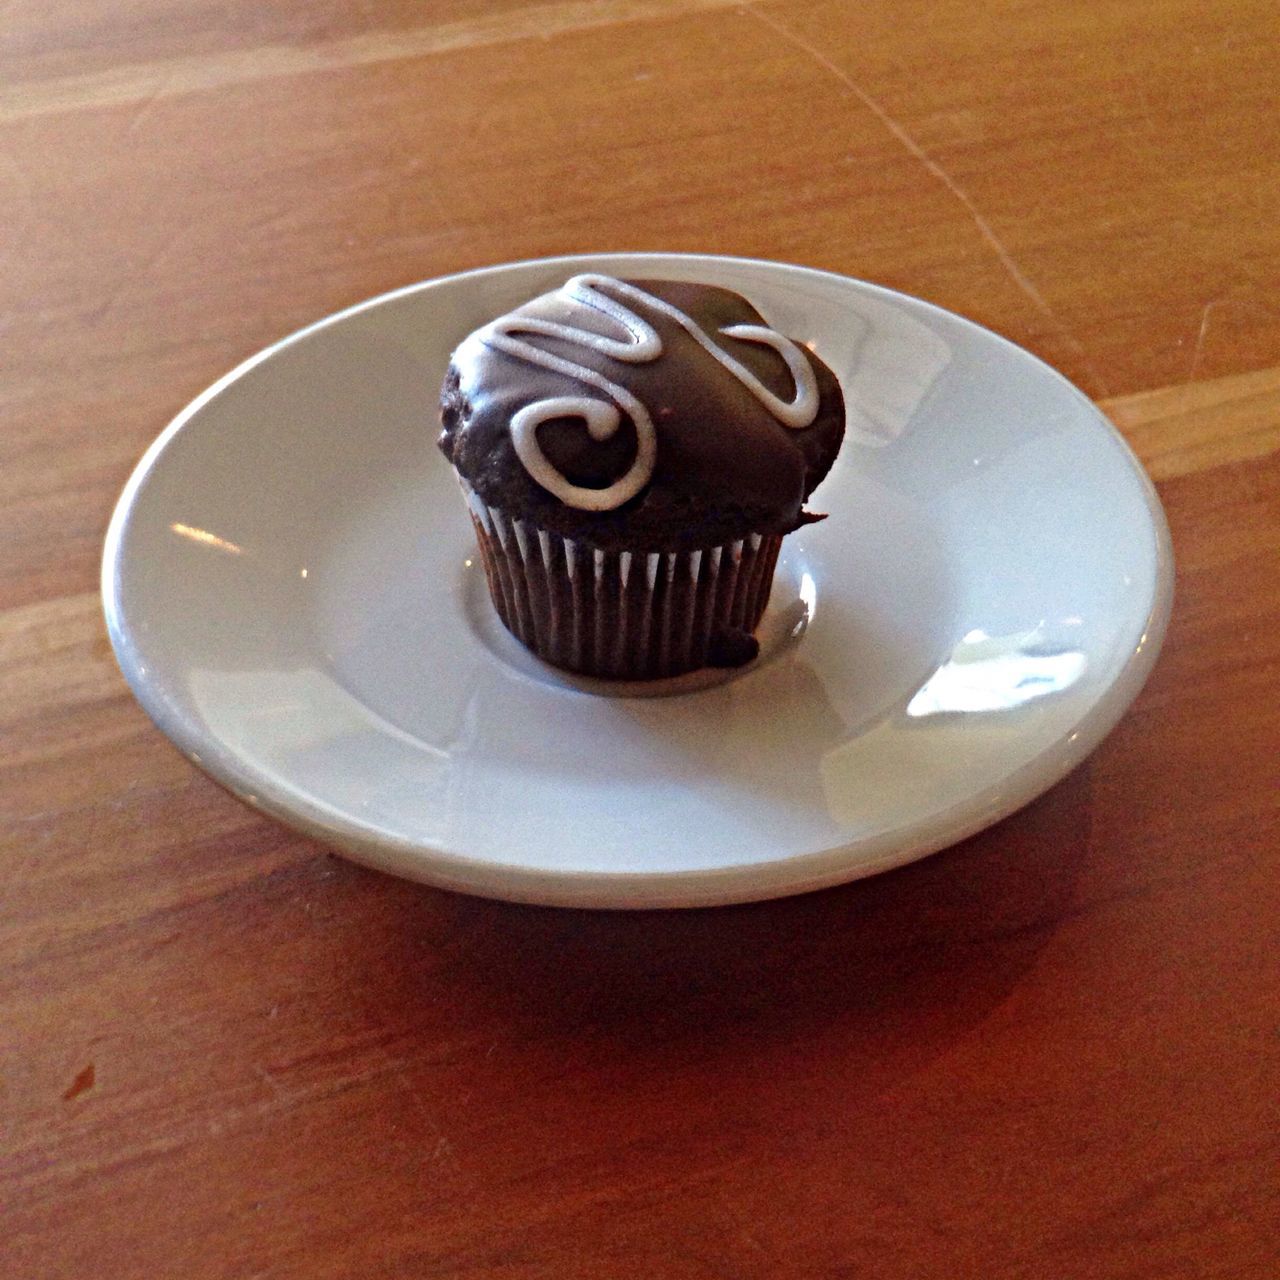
{"left": 438, "top": 277, "right": 845, "bottom": 550}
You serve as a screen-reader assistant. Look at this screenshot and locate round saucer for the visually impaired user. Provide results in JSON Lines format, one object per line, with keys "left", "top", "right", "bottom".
{"left": 102, "top": 254, "right": 1173, "bottom": 908}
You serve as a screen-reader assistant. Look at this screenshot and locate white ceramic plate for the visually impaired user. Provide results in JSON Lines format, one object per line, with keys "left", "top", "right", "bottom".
{"left": 103, "top": 254, "right": 1172, "bottom": 909}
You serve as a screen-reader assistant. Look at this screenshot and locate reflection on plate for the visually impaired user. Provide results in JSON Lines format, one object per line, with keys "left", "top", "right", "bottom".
{"left": 103, "top": 254, "right": 1172, "bottom": 908}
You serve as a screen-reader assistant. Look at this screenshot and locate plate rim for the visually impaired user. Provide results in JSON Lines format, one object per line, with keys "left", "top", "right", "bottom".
{"left": 101, "top": 252, "right": 1175, "bottom": 909}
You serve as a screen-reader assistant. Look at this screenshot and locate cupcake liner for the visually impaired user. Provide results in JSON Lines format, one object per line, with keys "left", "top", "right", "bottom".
{"left": 461, "top": 482, "right": 782, "bottom": 679}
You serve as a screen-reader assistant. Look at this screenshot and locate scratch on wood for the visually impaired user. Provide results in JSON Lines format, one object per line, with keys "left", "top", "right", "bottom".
{"left": 1186, "top": 298, "right": 1223, "bottom": 383}
{"left": 63, "top": 1063, "right": 95, "bottom": 1100}
{"left": 252, "top": 1063, "right": 287, "bottom": 1102}
{"left": 1183, "top": 293, "right": 1280, "bottom": 384}
{"left": 124, "top": 73, "right": 177, "bottom": 136}
{"left": 748, "top": 5, "right": 1111, "bottom": 397}
{"left": 85, "top": 224, "right": 198, "bottom": 329}
{"left": 377, "top": 1047, "right": 463, "bottom": 1168}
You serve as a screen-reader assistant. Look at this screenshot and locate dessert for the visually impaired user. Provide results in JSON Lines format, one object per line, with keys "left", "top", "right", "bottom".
{"left": 438, "top": 274, "right": 845, "bottom": 678}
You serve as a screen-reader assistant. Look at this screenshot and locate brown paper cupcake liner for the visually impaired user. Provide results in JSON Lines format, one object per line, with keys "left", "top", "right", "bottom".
{"left": 462, "top": 482, "right": 782, "bottom": 679}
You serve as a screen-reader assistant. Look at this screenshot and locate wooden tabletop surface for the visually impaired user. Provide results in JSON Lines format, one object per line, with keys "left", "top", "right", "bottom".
{"left": 4, "top": 2, "right": 1278, "bottom": 1276}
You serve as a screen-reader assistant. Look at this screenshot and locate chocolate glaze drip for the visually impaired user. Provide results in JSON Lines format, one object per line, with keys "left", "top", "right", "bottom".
{"left": 439, "top": 278, "right": 845, "bottom": 550}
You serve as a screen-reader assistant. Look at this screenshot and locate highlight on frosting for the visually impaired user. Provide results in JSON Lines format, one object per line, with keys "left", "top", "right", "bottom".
{"left": 472, "top": 274, "right": 821, "bottom": 511}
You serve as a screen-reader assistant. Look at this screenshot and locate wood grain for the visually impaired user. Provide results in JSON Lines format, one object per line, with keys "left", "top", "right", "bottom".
{"left": 2, "top": 0, "right": 1278, "bottom": 1276}
{"left": 1105, "top": 365, "right": 1280, "bottom": 481}
{"left": 0, "top": 0, "right": 750, "bottom": 123}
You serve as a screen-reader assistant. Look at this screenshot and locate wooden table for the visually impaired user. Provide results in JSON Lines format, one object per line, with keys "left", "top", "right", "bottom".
{"left": 4, "top": 2, "right": 1278, "bottom": 1275}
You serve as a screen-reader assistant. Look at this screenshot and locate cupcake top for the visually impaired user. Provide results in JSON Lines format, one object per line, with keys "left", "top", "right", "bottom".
{"left": 438, "top": 275, "right": 845, "bottom": 549}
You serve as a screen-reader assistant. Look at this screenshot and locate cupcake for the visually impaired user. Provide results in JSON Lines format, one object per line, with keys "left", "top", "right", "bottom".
{"left": 438, "top": 274, "right": 845, "bottom": 679}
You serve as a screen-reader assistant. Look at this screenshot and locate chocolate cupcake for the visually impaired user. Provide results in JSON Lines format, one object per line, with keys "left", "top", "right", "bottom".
{"left": 438, "top": 274, "right": 845, "bottom": 679}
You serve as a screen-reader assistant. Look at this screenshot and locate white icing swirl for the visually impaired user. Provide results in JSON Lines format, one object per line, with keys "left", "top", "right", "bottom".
{"left": 471, "top": 275, "right": 820, "bottom": 511}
